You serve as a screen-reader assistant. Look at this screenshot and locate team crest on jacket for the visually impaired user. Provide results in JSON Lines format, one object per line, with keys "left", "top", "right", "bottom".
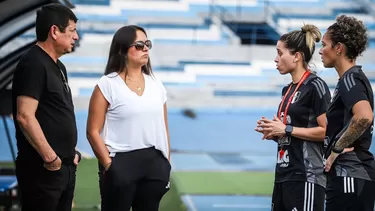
{"left": 331, "top": 88, "right": 339, "bottom": 103}
{"left": 291, "top": 91, "right": 301, "bottom": 104}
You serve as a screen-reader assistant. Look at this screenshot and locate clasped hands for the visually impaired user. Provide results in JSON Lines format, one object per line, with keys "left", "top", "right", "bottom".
{"left": 254, "top": 115, "right": 354, "bottom": 172}
{"left": 255, "top": 115, "right": 287, "bottom": 140}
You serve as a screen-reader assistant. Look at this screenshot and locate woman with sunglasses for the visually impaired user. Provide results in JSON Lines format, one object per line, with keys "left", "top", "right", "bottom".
{"left": 255, "top": 24, "right": 331, "bottom": 211}
{"left": 321, "top": 15, "right": 375, "bottom": 211}
{"left": 86, "top": 25, "right": 171, "bottom": 211}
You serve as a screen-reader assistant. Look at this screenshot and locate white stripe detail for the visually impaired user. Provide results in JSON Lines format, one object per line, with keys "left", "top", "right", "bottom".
{"left": 347, "top": 177, "right": 351, "bottom": 193}
{"left": 343, "top": 73, "right": 356, "bottom": 92}
{"left": 350, "top": 74, "right": 356, "bottom": 87}
{"left": 316, "top": 78, "right": 326, "bottom": 95}
{"left": 344, "top": 177, "right": 355, "bottom": 193}
{"left": 347, "top": 75, "right": 353, "bottom": 88}
{"left": 312, "top": 81, "right": 323, "bottom": 99}
{"left": 307, "top": 183, "right": 311, "bottom": 211}
{"left": 311, "top": 184, "right": 315, "bottom": 211}
{"left": 304, "top": 182, "right": 308, "bottom": 211}
{"left": 304, "top": 182, "right": 314, "bottom": 211}
{"left": 344, "top": 76, "right": 350, "bottom": 92}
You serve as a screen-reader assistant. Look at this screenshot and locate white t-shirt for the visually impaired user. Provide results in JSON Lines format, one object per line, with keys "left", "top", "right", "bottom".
{"left": 97, "top": 72, "right": 169, "bottom": 159}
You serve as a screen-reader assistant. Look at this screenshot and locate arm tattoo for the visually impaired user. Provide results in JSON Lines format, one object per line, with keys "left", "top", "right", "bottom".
{"left": 334, "top": 117, "right": 372, "bottom": 151}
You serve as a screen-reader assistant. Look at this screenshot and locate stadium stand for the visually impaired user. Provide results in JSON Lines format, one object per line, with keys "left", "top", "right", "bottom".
{"left": 2, "top": 0, "right": 375, "bottom": 210}
{"left": 55, "top": 0, "right": 375, "bottom": 110}
{"left": 65, "top": 0, "right": 375, "bottom": 210}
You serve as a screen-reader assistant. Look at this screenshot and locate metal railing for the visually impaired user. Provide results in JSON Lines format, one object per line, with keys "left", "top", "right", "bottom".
{"left": 206, "top": 0, "right": 291, "bottom": 45}
{"left": 206, "top": 0, "right": 240, "bottom": 45}
{"left": 209, "top": 0, "right": 243, "bottom": 21}
{"left": 262, "top": 0, "right": 291, "bottom": 36}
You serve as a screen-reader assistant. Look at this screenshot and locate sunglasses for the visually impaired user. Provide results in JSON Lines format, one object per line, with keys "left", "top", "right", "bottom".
{"left": 130, "top": 40, "right": 152, "bottom": 50}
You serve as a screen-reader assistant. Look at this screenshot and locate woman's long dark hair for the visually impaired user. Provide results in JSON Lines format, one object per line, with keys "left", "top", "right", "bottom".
{"left": 104, "top": 25, "right": 153, "bottom": 76}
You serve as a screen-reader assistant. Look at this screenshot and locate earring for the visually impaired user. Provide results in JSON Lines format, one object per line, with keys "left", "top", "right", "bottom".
{"left": 336, "top": 52, "right": 341, "bottom": 56}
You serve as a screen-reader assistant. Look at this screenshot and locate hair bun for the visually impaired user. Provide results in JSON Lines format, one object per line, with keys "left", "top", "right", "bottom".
{"left": 301, "top": 24, "right": 314, "bottom": 33}
{"left": 301, "top": 24, "right": 321, "bottom": 42}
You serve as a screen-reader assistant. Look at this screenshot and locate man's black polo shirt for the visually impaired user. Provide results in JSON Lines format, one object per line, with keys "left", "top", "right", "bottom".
{"left": 12, "top": 45, "right": 77, "bottom": 163}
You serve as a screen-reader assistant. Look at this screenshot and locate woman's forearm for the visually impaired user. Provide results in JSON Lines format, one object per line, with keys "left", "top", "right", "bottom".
{"left": 87, "top": 132, "right": 111, "bottom": 166}
{"left": 291, "top": 126, "right": 326, "bottom": 142}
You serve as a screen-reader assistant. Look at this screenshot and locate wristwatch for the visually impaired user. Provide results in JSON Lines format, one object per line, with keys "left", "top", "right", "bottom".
{"left": 285, "top": 125, "right": 293, "bottom": 136}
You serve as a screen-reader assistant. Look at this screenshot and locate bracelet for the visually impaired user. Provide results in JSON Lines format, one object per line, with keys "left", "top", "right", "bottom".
{"left": 75, "top": 151, "right": 82, "bottom": 163}
{"left": 45, "top": 156, "right": 58, "bottom": 165}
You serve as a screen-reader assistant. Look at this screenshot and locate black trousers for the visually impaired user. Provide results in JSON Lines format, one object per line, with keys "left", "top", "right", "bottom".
{"left": 326, "top": 176, "right": 375, "bottom": 211}
{"left": 272, "top": 181, "right": 325, "bottom": 211}
{"left": 15, "top": 158, "right": 76, "bottom": 211}
{"left": 99, "top": 147, "right": 171, "bottom": 211}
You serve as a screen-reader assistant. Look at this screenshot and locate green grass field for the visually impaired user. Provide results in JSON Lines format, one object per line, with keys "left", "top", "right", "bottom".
{"left": 0, "top": 162, "right": 14, "bottom": 168}
{"left": 173, "top": 171, "right": 274, "bottom": 195}
{"left": 73, "top": 159, "right": 274, "bottom": 210}
{"left": 1, "top": 159, "right": 274, "bottom": 211}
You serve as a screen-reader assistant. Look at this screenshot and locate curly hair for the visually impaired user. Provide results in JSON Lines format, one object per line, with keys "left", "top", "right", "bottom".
{"left": 280, "top": 24, "right": 321, "bottom": 67}
{"left": 327, "top": 15, "right": 368, "bottom": 59}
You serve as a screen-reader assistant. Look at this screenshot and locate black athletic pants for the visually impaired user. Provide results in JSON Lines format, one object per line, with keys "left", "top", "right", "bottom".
{"left": 326, "top": 176, "right": 375, "bottom": 211}
{"left": 98, "top": 147, "right": 171, "bottom": 211}
{"left": 15, "top": 157, "right": 76, "bottom": 211}
{"left": 272, "top": 181, "right": 325, "bottom": 211}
